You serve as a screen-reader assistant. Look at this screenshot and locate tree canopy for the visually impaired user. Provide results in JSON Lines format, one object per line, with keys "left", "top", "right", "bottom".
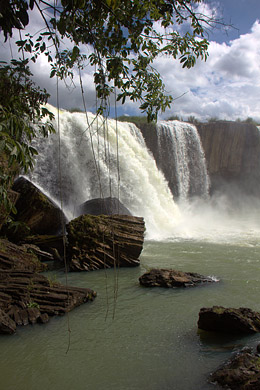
{"left": 0, "top": 0, "right": 213, "bottom": 121}
{"left": 0, "top": 59, "right": 54, "bottom": 215}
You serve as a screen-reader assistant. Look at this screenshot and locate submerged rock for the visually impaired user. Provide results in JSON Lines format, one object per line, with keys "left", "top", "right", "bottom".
{"left": 139, "top": 268, "right": 217, "bottom": 288}
{"left": 210, "top": 347, "right": 260, "bottom": 390}
{"left": 12, "top": 177, "right": 66, "bottom": 235}
{"left": 0, "top": 269, "right": 96, "bottom": 334}
{"left": 66, "top": 214, "right": 145, "bottom": 271}
{"left": 198, "top": 306, "right": 260, "bottom": 334}
{"left": 77, "top": 197, "right": 132, "bottom": 217}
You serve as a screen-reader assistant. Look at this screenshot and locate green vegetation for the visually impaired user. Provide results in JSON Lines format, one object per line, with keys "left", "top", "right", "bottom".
{"left": 166, "top": 115, "right": 183, "bottom": 121}
{"left": 0, "top": 60, "right": 55, "bottom": 219}
{"left": 27, "top": 300, "right": 40, "bottom": 309}
{"left": 1, "top": 0, "right": 211, "bottom": 122}
{"left": 47, "top": 274, "right": 60, "bottom": 288}
{"left": 68, "top": 107, "right": 84, "bottom": 113}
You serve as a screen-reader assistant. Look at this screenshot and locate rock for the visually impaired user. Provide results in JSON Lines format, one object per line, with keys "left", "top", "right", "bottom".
{"left": 210, "top": 347, "right": 260, "bottom": 390}
{"left": 66, "top": 214, "right": 145, "bottom": 271}
{"left": 139, "top": 121, "right": 260, "bottom": 197}
{"left": 0, "top": 269, "right": 96, "bottom": 334}
{"left": 77, "top": 197, "right": 132, "bottom": 217}
{"left": 0, "top": 238, "right": 47, "bottom": 272}
{"left": 0, "top": 308, "right": 16, "bottom": 334}
{"left": 12, "top": 177, "right": 66, "bottom": 235}
{"left": 198, "top": 306, "right": 260, "bottom": 334}
{"left": 139, "top": 268, "right": 217, "bottom": 288}
{"left": 22, "top": 235, "right": 65, "bottom": 264}
{"left": 197, "top": 121, "right": 260, "bottom": 195}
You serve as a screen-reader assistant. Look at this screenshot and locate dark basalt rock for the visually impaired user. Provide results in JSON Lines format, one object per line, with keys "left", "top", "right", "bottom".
{"left": 66, "top": 214, "right": 145, "bottom": 271}
{"left": 210, "top": 347, "right": 260, "bottom": 390}
{"left": 12, "top": 177, "right": 66, "bottom": 235}
{"left": 0, "top": 269, "right": 96, "bottom": 334}
{"left": 77, "top": 197, "right": 132, "bottom": 217}
{"left": 139, "top": 268, "right": 217, "bottom": 288}
{"left": 198, "top": 306, "right": 260, "bottom": 334}
{"left": 0, "top": 238, "right": 47, "bottom": 272}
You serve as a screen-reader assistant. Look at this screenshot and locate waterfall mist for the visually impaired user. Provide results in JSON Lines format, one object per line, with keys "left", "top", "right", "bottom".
{"left": 28, "top": 105, "right": 260, "bottom": 243}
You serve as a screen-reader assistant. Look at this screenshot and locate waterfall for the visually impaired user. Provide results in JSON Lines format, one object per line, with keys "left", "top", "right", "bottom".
{"left": 156, "top": 121, "right": 210, "bottom": 201}
{"left": 28, "top": 106, "right": 181, "bottom": 240}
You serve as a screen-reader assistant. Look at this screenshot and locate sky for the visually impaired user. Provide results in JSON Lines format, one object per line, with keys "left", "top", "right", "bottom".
{"left": 0, "top": 0, "right": 260, "bottom": 122}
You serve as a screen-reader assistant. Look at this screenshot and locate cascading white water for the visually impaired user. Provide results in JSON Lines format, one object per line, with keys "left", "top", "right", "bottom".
{"left": 28, "top": 105, "right": 182, "bottom": 240}
{"left": 27, "top": 106, "right": 260, "bottom": 244}
{"left": 156, "top": 121, "right": 210, "bottom": 200}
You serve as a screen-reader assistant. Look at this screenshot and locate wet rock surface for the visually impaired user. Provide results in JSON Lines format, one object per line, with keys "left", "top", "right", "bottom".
{"left": 0, "top": 269, "right": 96, "bottom": 334}
{"left": 77, "top": 197, "right": 132, "bottom": 217}
{"left": 210, "top": 346, "right": 260, "bottom": 390}
{"left": 139, "top": 268, "right": 217, "bottom": 288}
{"left": 12, "top": 177, "right": 66, "bottom": 235}
{"left": 67, "top": 214, "right": 145, "bottom": 271}
{"left": 198, "top": 306, "right": 260, "bottom": 334}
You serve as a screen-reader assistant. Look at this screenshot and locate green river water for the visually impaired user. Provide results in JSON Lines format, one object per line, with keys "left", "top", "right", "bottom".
{"left": 1, "top": 234, "right": 260, "bottom": 390}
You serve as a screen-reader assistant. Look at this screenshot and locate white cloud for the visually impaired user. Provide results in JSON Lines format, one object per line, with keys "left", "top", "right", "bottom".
{"left": 1, "top": 6, "right": 259, "bottom": 122}
{"left": 152, "top": 20, "right": 260, "bottom": 121}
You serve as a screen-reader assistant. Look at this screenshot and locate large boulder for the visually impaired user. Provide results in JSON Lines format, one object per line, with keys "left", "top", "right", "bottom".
{"left": 210, "top": 347, "right": 260, "bottom": 390}
{"left": 139, "top": 268, "right": 217, "bottom": 288}
{"left": 198, "top": 306, "right": 260, "bottom": 334}
{"left": 66, "top": 214, "right": 145, "bottom": 271}
{"left": 0, "top": 269, "right": 96, "bottom": 334}
{"left": 12, "top": 177, "right": 66, "bottom": 235}
{"left": 77, "top": 197, "right": 132, "bottom": 217}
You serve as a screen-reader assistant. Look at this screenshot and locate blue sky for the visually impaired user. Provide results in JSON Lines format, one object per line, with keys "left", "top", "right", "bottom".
{"left": 0, "top": 0, "right": 259, "bottom": 122}
{"left": 213, "top": 0, "right": 260, "bottom": 42}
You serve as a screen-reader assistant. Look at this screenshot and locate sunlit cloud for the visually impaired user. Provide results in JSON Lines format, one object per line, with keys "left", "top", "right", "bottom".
{"left": 0, "top": 5, "right": 259, "bottom": 122}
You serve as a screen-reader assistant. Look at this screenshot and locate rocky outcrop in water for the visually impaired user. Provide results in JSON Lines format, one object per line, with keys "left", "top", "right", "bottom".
{"left": 0, "top": 238, "right": 96, "bottom": 335}
{"left": 139, "top": 268, "right": 217, "bottom": 288}
{"left": 12, "top": 177, "right": 66, "bottom": 235}
{"left": 77, "top": 197, "right": 132, "bottom": 217}
{"left": 197, "top": 121, "right": 260, "bottom": 195}
{"left": 210, "top": 346, "right": 260, "bottom": 390}
{"left": 0, "top": 269, "right": 96, "bottom": 334}
{"left": 66, "top": 214, "right": 145, "bottom": 271}
{"left": 198, "top": 306, "right": 260, "bottom": 334}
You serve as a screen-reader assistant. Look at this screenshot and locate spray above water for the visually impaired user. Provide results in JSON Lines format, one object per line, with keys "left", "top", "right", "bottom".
{"left": 28, "top": 105, "right": 260, "bottom": 244}
{"left": 29, "top": 106, "right": 182, "bottom": 240}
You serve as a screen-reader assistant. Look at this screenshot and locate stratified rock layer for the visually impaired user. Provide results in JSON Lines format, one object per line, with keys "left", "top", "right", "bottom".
{"left": 210, "top": 347, "right": 260, "bottom": 390}
{"left": 0, "top": 238, "right": 47, "bottom": 272}
{"left": 0, "top": 269, "right": 96, "bottom": 334}
{"left": 139, "top": 268, "right": 216, "bottom": 288}
{"left": 66, "top": 214, "right": 145, "bottom": 271}
{"left": 198, "top": 306, "right": 260, "bottom": 334}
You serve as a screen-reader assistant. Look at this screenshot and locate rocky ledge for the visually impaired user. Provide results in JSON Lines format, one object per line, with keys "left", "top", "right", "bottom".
{"left": 139, "top": 268, "right": 217, "bottom": 288}
{"left": 210, "top": 346, "right": 260, "bottom": 390}
{"left": 198, "top": 306, "right": 260, "bottom": 334}
{"left": 0, "top": 269, "right": 96, "bottom": 334}
{"left": 0, "top": 238, "right": 47, "bottom": 272}
{"left": 67, "top": 214, "right": 145, "bottom": 271}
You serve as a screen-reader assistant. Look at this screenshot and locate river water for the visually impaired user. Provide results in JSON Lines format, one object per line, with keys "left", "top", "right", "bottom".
{"left": 1, "top": 225, "right": 260, "bottom": 390}
{"left": 2, "top": 109, "right": 260, "bottom": 389}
